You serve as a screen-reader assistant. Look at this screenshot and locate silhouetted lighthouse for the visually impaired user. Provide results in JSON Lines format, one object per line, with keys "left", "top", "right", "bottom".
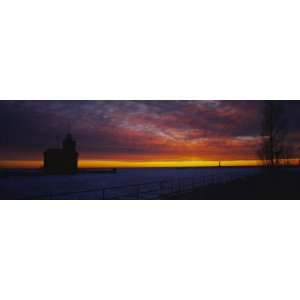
{"left": 44, "top": 133, "right": 79, "bottom": 174}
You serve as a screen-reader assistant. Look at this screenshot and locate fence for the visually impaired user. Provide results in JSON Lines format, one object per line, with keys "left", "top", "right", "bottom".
{"left": 28, "top": 169, "right": 259, "bottom": 200}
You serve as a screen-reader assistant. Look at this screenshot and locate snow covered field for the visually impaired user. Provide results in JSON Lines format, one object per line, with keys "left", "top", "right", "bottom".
{"left": 0, "top": 167, "right": 260, "bottom": 199}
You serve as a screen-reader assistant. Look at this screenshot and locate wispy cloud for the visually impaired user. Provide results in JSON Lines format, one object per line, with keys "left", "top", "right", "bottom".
{"left": 0, "top": 100, "right": 299, "bottom": 162}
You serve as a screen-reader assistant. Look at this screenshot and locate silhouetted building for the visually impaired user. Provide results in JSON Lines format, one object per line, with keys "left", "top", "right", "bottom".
{"left": 44, "top": 133, "right": 78, "bottom": 174}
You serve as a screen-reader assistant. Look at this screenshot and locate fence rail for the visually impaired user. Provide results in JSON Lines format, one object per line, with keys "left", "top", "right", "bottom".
{"left": 25, "top": 169, "right": 259, "bottom": 200}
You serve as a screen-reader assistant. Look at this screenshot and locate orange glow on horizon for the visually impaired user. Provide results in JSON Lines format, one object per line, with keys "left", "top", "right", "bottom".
{"left": 1, "top": 158, "right": 300, "bottom": 169}
{"left": 78, "top": 159, "right": 263, "bottom": 168}
{"left": 0, "top": 159, "right": 266, "bottom": 169}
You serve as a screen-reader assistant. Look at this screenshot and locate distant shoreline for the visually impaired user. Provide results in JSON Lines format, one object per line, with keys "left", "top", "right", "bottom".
{"left": 0, "top": 165, "right": 262, "bottom": 171}
{"left": 2, "top": 165, "right": 300, "bottom": 178}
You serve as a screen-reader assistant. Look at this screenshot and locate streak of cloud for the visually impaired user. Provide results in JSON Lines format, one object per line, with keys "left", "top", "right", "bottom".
{"left": 0, "top": 100, "right": 299, "bottom": 162}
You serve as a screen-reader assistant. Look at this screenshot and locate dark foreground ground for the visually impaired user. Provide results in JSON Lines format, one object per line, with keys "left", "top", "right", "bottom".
{"left": 165, "top": 170, "right": 300, "bottom": 200}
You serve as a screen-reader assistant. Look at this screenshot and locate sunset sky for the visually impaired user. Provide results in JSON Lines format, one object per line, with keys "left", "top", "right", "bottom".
{"left": 1, "top": 100, "right": 300, "bottom": 168}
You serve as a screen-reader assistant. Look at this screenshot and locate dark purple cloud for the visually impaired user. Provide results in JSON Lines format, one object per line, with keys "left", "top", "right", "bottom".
{"left": 0, "top": 100, "right": 300, "bottom": 161}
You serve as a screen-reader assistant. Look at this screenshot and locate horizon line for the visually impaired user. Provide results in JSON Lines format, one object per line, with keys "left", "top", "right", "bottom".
{"left": 0, "top": 158, "right": 293, "bottom": 169}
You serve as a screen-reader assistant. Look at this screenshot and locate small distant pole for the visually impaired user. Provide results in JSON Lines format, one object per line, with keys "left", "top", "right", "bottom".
{"left": 56, "top": 135, "right": 60, "bottom": 148}
{"left": 219, "top": 161, "right": 221, "bottom": 167}
{"left": 67, "top": 121, "right": 71, "bottom": 133}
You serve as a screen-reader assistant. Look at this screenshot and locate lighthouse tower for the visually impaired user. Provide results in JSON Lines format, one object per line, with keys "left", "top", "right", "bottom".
{"left": 43, "top": 133, "right": 79, "bottom": 174}
{"left": 62, "top": 133, "right": 78, "bottom": 173}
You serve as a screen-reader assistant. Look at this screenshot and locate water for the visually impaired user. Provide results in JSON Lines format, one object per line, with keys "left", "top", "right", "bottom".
{"left": 0, "top": 167, "right": 261, "bottom": 199}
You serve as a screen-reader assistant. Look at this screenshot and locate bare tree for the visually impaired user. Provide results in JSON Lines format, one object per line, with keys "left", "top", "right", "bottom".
{"left": 257, "top": 101, "right": 291, "bottom": 168}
